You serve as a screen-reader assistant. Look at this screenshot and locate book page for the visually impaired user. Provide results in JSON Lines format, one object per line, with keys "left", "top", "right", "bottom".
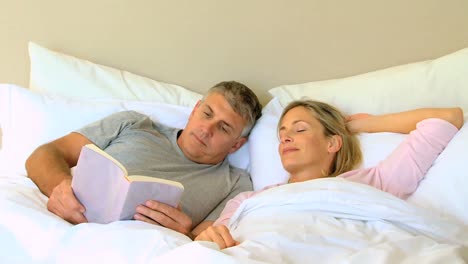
{"left": 72, "top": 144, "right": 130, "bottom": 223}
{"left": 84, "top": 143, "right": 128, "bottom": 175}
{"left": 119, "top": 180, "right": 184, "bottom": 220}
{"left": 127, "top": 175, "right": 184, "bottom": 189}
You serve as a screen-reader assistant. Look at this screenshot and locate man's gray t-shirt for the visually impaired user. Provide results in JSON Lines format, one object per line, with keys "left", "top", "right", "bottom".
{"left": 75, "top": 110, "right": 252, "bottom": 226}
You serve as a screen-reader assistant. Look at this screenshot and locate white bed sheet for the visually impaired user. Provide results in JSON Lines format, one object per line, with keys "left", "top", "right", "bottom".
{"left": 0, "top": 172, "right": 466, "bottom": 264}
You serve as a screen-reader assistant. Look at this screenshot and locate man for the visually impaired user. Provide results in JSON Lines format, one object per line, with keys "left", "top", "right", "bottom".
{"left": 26, "top": 81, "right": 262, "bottom": 239}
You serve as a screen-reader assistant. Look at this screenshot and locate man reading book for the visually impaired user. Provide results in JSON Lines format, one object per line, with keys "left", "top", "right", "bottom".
{"left": 25, "top": 81, "right": 262, "bottom": 239}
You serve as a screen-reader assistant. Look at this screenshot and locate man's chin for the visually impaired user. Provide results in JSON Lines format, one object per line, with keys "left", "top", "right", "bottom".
{"left": 187, "top": 150, "right": 222, "bottom": 165}
{"left": 183, "top": 147, "right": 207, "bottom": 163}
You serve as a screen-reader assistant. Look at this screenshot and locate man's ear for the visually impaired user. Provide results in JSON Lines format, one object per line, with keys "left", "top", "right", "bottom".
{"left": 327, "top": 135, "right": 342, "bottom": 153}
{"left": 190, "top": 100, "right": 202, "bottom": 118}
{"left": 229, "top": 137, "right": 247, "bottom": 154}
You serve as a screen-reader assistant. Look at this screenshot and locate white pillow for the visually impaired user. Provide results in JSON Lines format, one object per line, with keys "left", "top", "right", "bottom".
{"left": 28, "top": 42, "right": 202, "bottom": 107}
{"left": 269, "top": 46, "right": 468, "bottom": 115}
{"left": 0, "top": 84, "right": 249, "bottom": 175}
{"left": 248, "top": 111, "right": 289, "bottom": 190}
{"left": 250, "top": 98, "right": 468, "bottom": 224}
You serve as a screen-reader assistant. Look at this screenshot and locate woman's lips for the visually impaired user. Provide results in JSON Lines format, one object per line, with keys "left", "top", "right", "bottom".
{"left": 282, "top": 147, "right": 298, "bottom": 155}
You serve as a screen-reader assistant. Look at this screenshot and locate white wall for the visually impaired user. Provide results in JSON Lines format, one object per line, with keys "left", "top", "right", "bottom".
{"left": 1, "top": 0, "right": 468, "bottom": 104}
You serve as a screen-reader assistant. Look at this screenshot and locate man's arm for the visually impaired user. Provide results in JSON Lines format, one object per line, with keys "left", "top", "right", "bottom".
{"left": 347, "top": 107, "right": 464, "bottom": 134}
{"left": 26, "top": 132, "right": 92, "bottom": 223}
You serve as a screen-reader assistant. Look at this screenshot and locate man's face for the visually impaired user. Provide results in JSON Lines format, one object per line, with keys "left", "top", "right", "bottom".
{"left": 177, "top": 92, "right": 247, "bottom": 164}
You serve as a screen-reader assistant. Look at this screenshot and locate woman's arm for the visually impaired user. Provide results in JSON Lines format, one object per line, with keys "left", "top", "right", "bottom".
{"left": 341, "top": 107, "right": 463, "bottom": 199}
{"left": 347, "top": 107, "right": 464, "bottom": 134}
{"left": 341, "top": 118, "right": 460, "bottom": 199}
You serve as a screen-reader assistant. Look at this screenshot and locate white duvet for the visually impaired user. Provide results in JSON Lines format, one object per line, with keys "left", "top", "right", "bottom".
{"left": 0, "top": 173, "right": 466, "bottom": 264}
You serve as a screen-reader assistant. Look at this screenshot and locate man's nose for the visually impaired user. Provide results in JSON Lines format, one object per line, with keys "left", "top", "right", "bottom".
{"left": 200, "top": 121, "right": 216, "bottom": 137}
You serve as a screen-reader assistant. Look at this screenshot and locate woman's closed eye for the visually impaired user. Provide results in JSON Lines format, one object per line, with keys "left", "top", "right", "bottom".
{"left": 295, "top": 125, "right": 308, "bottom": 133}
{"left": 203, "top": 111, "right": 212, "bottom": 118}
{"left": 292, "top": 121, "right": 310, "bottom": 133}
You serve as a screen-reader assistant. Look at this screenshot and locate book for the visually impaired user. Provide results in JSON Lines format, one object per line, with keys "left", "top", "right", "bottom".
{"left": 71, "top": 143, "right": 184, "bottom": 224}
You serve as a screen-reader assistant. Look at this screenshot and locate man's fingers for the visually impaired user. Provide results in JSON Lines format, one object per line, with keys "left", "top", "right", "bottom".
{"left": 69, "top": 211, "right": 88, "bottom": 224}
{"left": 48, "top": 179, "right": 88, "bottom": 224}
{"left": 47, "top": 198, "right": 87, "bottom": 224}
{"left": 145, "top": 200, "right": 180, "bottom": 218}
{"left": 64, "top": 190, "right": 87, "bottom": 223}
{"left": 134, "top": 213, "right": 160, "bottom": 225}
{"left": 66, "top": 195, "right": 86, "bottom": 214}
{"left": 136, "top": 203, "right": 192, "bottom": 235}
{"left": 135, "top": 204, "right": 169, "bottom": 224}
{"left": 146, "top": 201, "right": 192, "bottom": 227}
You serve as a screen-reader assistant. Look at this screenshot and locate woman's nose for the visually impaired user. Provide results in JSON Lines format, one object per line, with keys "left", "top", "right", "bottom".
{"left": 280, "top": 133, "right": 292, "bottom": 143}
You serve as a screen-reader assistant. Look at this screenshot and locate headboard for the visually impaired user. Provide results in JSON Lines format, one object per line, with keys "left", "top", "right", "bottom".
{"left": 1, "top": 0, "right": 468, "bottom": 105}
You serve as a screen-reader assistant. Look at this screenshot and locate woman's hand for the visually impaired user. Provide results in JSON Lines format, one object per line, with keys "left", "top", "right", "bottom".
{"left": 194, "top": 225, "right": 239, "bottom": 249}
{"left": 345, "top": 113, "right": 373, "bottom": 133}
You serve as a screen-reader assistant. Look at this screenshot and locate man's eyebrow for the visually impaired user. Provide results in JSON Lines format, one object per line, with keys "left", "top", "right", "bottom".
{"left": 204, "top": 105, "right": 213, "bottom": 113}
{"left": 220, "top": 120, "right": 234, "bottom": 130}
{"left": 204, "top": 104, "right": 234, "bottom": 130}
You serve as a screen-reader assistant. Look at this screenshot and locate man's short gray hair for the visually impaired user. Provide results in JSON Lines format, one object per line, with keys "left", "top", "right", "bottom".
{"left": 204, "top": 81, "right": 262, "bottom": 137}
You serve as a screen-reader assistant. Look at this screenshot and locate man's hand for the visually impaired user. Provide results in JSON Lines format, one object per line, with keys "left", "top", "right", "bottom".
{"left": 47, "top": 178, "right": 87, "bottom": 224}
{"left": 135, "top": 201, "right": 193, "bottom": 236}
{"left": 194, "top": 225, "right": 239, "bottom": 249}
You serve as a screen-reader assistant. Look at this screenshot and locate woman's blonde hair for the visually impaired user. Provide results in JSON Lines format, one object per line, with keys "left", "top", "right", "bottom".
{"left": 278, "top": 99, "right": 362, "bottom": 177}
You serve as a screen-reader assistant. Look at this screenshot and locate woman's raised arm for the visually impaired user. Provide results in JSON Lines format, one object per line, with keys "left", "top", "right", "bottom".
{"left": 347, "top": 107, "right": 464, "bottom": 134}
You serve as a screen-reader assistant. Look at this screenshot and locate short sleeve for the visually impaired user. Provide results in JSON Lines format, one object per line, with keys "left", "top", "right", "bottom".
{"left": 75, "top": 111, "right": 148, "bottom": 149}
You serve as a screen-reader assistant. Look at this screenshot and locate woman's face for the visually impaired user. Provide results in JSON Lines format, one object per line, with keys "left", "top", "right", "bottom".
{"left": 278, "top": 106, "right": 333, "bottom": 176}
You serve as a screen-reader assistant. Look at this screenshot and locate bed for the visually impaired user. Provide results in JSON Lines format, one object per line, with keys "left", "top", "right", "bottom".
{"left": 0, "top": 41, "right": 467, "bottom": 263}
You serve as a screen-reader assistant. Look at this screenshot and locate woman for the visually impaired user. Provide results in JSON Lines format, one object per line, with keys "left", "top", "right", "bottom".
{"left": 195, "top": 100, "right": 464, "bottom": 249}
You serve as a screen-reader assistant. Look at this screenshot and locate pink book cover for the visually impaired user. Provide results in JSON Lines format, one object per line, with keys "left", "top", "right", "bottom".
{"left": 71, "top": 144, "right": 184, "bottom": 224}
